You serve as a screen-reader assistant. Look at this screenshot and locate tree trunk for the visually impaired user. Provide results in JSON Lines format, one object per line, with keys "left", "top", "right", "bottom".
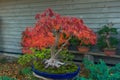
{"left": 106, "top": 34, "right": 111, "bottom": 48}
{"left": 50, "top": 31, "right": 60, "bottom": 58}
{"left": 45, "top": 34, "right": 71, "bottom": 68}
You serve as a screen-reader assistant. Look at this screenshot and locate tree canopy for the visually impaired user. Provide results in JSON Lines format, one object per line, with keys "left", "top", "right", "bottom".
{"left": 21, "top": 8, "right": 96, "bottom": 54}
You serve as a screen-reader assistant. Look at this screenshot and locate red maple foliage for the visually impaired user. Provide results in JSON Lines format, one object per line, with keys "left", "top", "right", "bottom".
{"left": 21, "top": 8, "right": 96, "bottom": 54}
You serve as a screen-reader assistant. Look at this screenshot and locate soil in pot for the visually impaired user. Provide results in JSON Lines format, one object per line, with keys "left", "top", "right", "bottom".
{"left": 33, "top": 61, "right": 78, "bottom": 74}
{"left": 32, "top": 61, "right": 80, "bottom": 79}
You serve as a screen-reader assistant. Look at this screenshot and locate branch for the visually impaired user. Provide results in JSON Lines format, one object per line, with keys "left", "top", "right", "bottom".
{"left": 106, "top": 39, "right": 111, "bottom": 48}
{"left": 54, "top": 31, "right": 60, "bottom": 48}
{"left": 54, "top": 36, "right": 72, "bottom": 58}
{"left": 105, "top": 33, "right": 111, "bottom": 48}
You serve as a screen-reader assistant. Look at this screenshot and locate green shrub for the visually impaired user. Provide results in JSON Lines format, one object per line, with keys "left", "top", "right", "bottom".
{"left": 0, "top": 76, "right": 17, "bottom": 80}
{"left": 79, "top": 58, "right": 120, "bottom": 80}
{"left": 75, "top": 59, "right": 120, "bottom": 80}
{"left": 18, "top": 48, "right": 51, "bottom": 66}
{"left": 18, "top": 54, "right": 35, "bottom": 66}
{"left": 59, "top": 49, "right": 74, "bottom": 62}
{"left": 19, "top": 67, "right": 32, "bottom": 75}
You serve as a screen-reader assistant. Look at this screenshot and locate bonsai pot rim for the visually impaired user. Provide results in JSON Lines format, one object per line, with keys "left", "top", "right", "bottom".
{"left": 103, "top": 48, "right": 116, "bottom": 56}
{"left": 77, "top": 46, "right": 89, "bottom": 53}
{"left": 32, "top": 65, "right": 80, "bottom": 79}
{"left": 104, "top": 48, "right": 116, "bottom": 50}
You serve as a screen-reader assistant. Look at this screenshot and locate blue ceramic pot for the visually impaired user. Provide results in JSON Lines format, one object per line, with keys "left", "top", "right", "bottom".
{"left": 32, "top": 65, "right": 80, "bottom": 79}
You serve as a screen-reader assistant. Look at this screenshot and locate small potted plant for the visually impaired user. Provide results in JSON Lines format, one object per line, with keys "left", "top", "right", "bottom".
{"left": 68, "top": 36, "right": 80, "bottom": 51}
{"left": 97, "top": 23, "right": 119, "bottom": 56}
{"left": 77, "top": 29, "right": 97, "bottom": 54}
{"left": 18, "top": 8, "right": 96, "bottom": 79}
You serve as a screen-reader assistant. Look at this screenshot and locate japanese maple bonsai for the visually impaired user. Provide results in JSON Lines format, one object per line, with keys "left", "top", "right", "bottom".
{"left": 97, "top": 23, "right": 119, "bottom": 56}
{"left": 18, "top": 8, "right": 96, "bottom": 79}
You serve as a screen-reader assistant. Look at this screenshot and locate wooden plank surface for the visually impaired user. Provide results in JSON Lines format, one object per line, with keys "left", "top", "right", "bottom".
{"left": 69, "top": 50, "right": 120, "bottom": 65}
{"left": 69, "top": 50, "right": 120, "bottom": 58}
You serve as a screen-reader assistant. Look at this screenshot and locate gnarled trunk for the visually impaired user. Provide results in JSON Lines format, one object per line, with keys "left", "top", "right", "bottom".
{"left": 44, "top": 32, "right": 71, "bottom": 68}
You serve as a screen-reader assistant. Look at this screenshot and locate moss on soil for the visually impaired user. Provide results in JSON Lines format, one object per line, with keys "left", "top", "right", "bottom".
{"left": 34, "top": 61, "right": 78, "bottom": 74}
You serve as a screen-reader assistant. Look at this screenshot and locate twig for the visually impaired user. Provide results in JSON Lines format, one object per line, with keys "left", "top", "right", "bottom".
{"left": 54, "top": 36, "right": 72, "bottom": 58}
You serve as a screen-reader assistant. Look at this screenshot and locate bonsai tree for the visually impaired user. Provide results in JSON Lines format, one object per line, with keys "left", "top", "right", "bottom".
{"left": 69, "top": 34, "right": 96, "bottom": 53}
{"left": 97, "top": 23, "right": 119, "bottom": 50}
{"left": 69, "top": 33, "right": 96, "bottom": 47}
{"left": 21, "top": 8, "right": 96, "bottom": 68}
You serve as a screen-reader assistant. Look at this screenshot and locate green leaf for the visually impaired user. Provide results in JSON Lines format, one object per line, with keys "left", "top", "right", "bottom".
{"left": 83, "top": 58, "right": 120, "bottom": 80}
{"left": 20, "top": 67, "right": 32, "bottom": 75}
